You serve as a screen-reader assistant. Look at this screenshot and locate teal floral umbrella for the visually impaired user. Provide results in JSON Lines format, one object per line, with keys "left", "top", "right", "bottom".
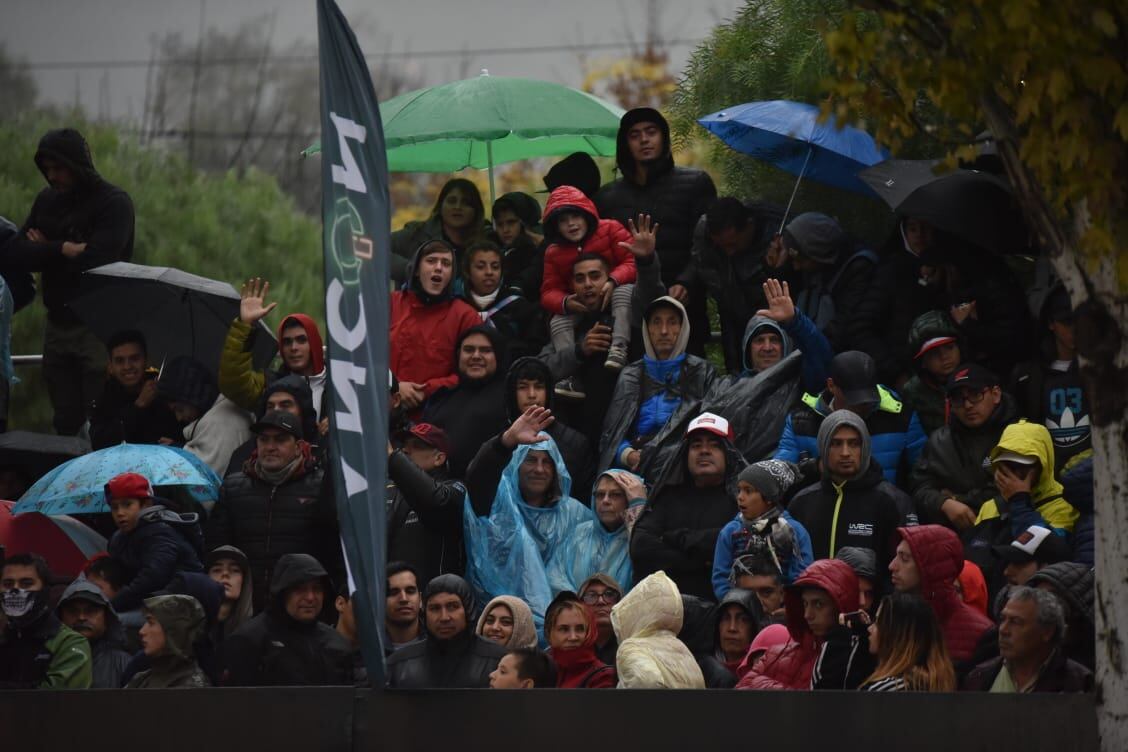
{"left": 12, "top": 444, "right": 222, "bottom": 516}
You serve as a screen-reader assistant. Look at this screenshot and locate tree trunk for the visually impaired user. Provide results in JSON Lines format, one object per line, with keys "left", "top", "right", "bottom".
{"left": 981, "top": 93, "right": 1128, "bottom": 751}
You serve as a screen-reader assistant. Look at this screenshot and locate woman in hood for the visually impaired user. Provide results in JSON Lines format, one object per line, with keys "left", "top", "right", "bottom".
{"left": 390, "top": 239, "right": 481, "bottom": 413}
{"left": 545, "top": 592, "right": 615, "bottom": 688}
{"left": 476, "top": 595, "right": 538, "bottom": 650}
{"left": 126, "top": 594, "right": 210, "bottom": 688}
{"left": 612, "top": 572, "right": 705, "bottom": 688}
{"left": 206, "top": 546, "right": 254, "bottom": 641}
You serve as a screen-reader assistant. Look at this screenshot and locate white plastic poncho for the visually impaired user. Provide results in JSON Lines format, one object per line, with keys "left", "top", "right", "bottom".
{"left": 611, "top": 571, "right": 706, "bottom": 688}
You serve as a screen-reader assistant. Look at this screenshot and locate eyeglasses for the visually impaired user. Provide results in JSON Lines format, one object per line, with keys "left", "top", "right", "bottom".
{"left": 950, "top": 388, "right": 990, "bottom": 408}
{"left": 581, "top": 589, "right": 621, "bottom": 605}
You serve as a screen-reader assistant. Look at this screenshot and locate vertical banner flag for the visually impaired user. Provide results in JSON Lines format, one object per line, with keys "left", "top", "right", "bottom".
{"left": 317, "top": 0, "right": 389, "bottom": 685}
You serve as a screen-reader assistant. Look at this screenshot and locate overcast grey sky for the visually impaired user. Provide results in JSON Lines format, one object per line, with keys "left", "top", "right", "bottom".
{"left": 6, "top": 0, "right": 745, "bottom": 119}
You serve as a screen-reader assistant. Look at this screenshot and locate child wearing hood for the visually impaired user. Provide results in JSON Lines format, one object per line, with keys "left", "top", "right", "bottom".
{"left": 712, "top": 460, "right": 813, "bottom": 600}
{"left": 540, "top": 185, "right": 654, "bottom": 377}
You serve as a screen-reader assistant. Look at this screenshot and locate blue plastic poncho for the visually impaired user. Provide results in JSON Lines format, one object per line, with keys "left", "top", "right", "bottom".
{"left": 546, "top": 470, "right": 636, "bottom": 595}
{"left": 463, "top": 436, "right": 589, "bottom": 637}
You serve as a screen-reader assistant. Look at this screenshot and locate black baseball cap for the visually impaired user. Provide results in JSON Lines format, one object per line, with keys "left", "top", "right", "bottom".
{"left": 945, "top": 363, "right": 1000, "bottom": 395}
{"left": 993, "top": 525, "right": 1072, "bottom": 565}
{"left": 251, "top": 410, "right": 303, "bottom": 440}
{"left": 829, "top": 351, "right": 879, "bottom": 407}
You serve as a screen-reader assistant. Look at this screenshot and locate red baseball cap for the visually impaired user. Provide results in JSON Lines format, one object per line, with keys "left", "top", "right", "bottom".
{"left": 104, "top": 472, "right": 155, "bottom": 503}
{"left": 397, "top": 423, "right": 450, "bottom": 456}
{"left": 914, "top": 335, "right": 958, "bottom": 359}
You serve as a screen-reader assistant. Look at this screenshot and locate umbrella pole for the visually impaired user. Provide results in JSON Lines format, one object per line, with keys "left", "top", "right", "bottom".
{"left": 486, "top": 140, "right": 496, "bottom": 205}
{"left": 779, "top": 145, "right": 814, "bottom": 234}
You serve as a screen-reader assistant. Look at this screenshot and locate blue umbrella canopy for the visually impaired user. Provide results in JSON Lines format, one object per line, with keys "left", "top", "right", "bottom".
{"left": 13, "top": 444, "right": 222, "bottom": 516}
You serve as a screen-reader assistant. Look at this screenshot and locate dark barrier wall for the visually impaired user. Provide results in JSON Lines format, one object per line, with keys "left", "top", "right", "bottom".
{"left": 4, "top": 688, "right": 1098, "bottom": 752}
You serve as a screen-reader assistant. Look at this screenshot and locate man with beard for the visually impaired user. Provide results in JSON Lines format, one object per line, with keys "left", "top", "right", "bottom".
{"left": 57, "top": 577, "right": 131, "bottom": 688}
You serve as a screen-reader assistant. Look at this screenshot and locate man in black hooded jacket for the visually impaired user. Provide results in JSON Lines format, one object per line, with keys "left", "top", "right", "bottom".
{"left": 220, "top": 553, "right": 353, "bottom": 686}
{"left": 5, "top": 128, "right": 135, "bottom": 435}
{"left": 224, "top": 373, "right": 321, "bottom": 477}
{"left": 386, "top": 574, "right": 506, "bottom": 688}
{"left": 595, "top": 108, "right": 717, "bottom": 356}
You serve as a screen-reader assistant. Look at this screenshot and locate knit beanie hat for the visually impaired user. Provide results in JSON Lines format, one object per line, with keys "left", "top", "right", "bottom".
{"left": 737, "top": 460, "right": 798, "bottom": 504}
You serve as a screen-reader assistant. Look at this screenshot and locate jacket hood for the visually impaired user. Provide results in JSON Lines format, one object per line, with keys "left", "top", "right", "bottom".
{"left": 205, "top": 545, "right": 255, "bottom": 636}
{"left": 424, "top": 574, "right": 477, "bottom": 632}
{"left": 543, "top": 152, "right": 602, "bottom": 198}
{"left": 714, "top": 588, "right": 766, "bottom": 635}
{"left": 897, "top": 525, "right": 963, "bottom": 605}
{"left": 642, "top": 296, "right": 691, "bottom": 361}
{"left": 139, "top": 504, "right": 200, "bottom": 527}
{"left": 1027, "top": 562, "right": 1094, "bottom": 626}
{"left": 492, "top": 192, "right": 542, "bottom": 230}
{"left": 260, "top": 374, "right": 319, "bottom": 441}
{"left": 157, "top": 356, "right": 218, "bottom": 413}
{"left": 504, "top": 356, "right": 554, "bottom": 421}
{"left": 835, "top": 547, "right": 878, "bottom": 582}
{"left": 612, "top": 571, "right": 683, "bottom": 641}
{"left": 57, "top": 576, "right": 124, "bottom": 646}
{"left": 783, "top": 559, "right": 859, "bottom": 642}
{"left": 405, "top": 239, "right": 457, "bottom": 304}
{"left": 908, "top": 310, "right": 959, "bottom": 355}
{"left": 741, "top": 315, "right": 794, "bottom": 373}
{"left": 541, "top": 186, "right": 600, "bottom": 244}
{"left": 277, "top": 314, "right": 326, "bottom": 375}
{"left": 615, "top": 107, "right": 674, "bottom": 183}
{"left": 503, "top": 435, "right": 573, "bottom": 506}
{"left": 654, "top": 429, "right": 747, "bottom": 499}
{"left": 678, "top": 595, "right": 718, "bottom": 654}
{"left": 989, "top": 420, "right": 1064, "bottom": 502}
{"left": 144, "top": 594, "right": 205, "bottom": 661}
{"left": 816, "top": 409, "right": 872, "bottom": 478}
{"left": 34, "top": 128, "right": 101, "bottom": 188}
{"left": 782, "top": 212, "right": 846, "bottom": 266}
{"left": 454, "top": 324, "right": 508, "bottom": 385}
{"left": 268, "top": 553, "right": 332, "bottom": 598}
{"left": 475, "top": 595, "right": 538, "bottom": 649}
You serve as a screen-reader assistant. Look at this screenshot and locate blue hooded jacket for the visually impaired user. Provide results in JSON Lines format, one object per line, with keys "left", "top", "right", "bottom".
{"left": 463, "top": 436, "right": 589, "bottom": 636}
{"left": 546, "top": 471, "right": 639, "bottom": 596}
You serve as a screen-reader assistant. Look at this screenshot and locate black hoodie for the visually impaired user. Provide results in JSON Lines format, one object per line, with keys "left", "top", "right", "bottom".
{"left": 224, "top": 373, "right": 321, "bottom": 477}
{"left": 7, "top": 129, "right": 135, "bottom": 325}
{"left": 594, "top": 108, "right": 717, "bottom": 285}
{"left": 503, "top": 356, "right": 596, "bottom": 500}
{"left": 219, "top": 553, "right": 354, "bottom": 686}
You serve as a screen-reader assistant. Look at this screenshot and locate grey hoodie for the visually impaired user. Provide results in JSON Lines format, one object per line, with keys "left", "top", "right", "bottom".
{"left": 741, "top": 315, "right": 794, "bottom": 374}
{"left": 641, "top": 296, "right": 691, "bottom": 361}
{"left": 56, "top": 577, "right": 131, "bottom": 689}
{"left": 816, "top": 409, "right": 872, "bottom": 477}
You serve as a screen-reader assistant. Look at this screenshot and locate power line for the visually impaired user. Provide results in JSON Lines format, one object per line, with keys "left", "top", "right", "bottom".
{"left": 22, "top": 38, "right": 706, "bottom": 71}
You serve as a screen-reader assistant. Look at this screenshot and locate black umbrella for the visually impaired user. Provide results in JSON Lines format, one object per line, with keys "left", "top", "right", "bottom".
{"left": 70, "top": 263, "right": 277, "bottom": 376}
{"left": 859, "top": 161, "right": 1028, "bottom": 253}
{"left": 0, "top": 431, "right": 89, "bottom": 484}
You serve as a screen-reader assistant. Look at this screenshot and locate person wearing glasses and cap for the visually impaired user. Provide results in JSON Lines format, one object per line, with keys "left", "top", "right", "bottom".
{"left": 774, "top": 350, "right": 926, "bottom": 486}
{"left": 578, "top": 573, "right": 625, "bottom": 668}
{"left": 630, "top": 412, "right": 747, "bottom": 600}
{"left": 910, "top": 363, "right": 1020, "bottom": 529}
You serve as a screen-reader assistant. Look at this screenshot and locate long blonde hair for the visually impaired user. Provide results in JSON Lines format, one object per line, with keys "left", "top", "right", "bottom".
{"left": 864, "top": 592, "right": 956, "bottom": 691}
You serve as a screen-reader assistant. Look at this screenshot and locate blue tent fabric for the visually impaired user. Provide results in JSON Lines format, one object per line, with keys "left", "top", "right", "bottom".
{"left": 463, "top": 436, "right": 589, "bottom": 638}
{"left": 545, "top": 471, "right": 636, "bottom": 596}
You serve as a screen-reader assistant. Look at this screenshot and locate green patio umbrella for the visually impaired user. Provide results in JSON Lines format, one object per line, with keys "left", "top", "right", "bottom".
{"left": 304, "top": 70, "right": 625, "bottom": 201}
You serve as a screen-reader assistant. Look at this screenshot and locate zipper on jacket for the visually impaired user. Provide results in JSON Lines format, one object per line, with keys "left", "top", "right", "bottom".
{"left": 828, "top": 482, "right": 846, "bottom": 557}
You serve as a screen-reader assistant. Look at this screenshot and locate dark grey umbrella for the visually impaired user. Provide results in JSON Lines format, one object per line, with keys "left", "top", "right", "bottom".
{"left": 859, "top": 162, "right": 1028, "bottom": 253}
{"left": 0, "top": 430, "right": 89, "bottom": 484}
{"left": 70, "top": 263, "right": 277, "bottom": 376}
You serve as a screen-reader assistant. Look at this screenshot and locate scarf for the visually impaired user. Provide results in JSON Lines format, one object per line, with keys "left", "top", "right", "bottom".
{"left": 252, "top": 452, "right": 305, "bottom": 486}
{"left": 470, "top": 288, "right": 500, "bottom": 311}
{"left": 738, "top": 507, "right": 798, "bottom": 575}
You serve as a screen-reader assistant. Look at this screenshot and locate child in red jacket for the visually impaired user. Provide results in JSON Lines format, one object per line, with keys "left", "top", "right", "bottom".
{"left": 540, "top": 186, "right": 654, "bottom": 396}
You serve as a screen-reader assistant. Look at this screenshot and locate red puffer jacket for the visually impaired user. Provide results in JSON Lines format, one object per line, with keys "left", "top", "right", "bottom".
{"left": 736, "top": 559, "right": 859, "bottom": 690}
{"left": 390, "top": 289, "right": 480, "bottom": 400}
{"left": 898, "top": 525, "right": 993, "bottom": 663}
{"left": 540, "top": 186, "right": 637, "bottom": 314}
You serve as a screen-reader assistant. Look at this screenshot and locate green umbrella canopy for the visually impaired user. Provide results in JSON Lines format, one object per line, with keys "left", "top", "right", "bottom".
{"left": 304, "top": 71, "right": 625, "bottom": 172}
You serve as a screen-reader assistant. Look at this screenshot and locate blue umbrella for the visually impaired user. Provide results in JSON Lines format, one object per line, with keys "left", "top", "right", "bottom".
{"left": 12, "top": 444, "right": 222, "bottom": 516}
{"left": 698, "top": 99, "right": 890, "bottom": 229}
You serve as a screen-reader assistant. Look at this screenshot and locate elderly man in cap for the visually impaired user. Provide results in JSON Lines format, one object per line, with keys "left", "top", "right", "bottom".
{"left": 208, "top": 409, "right": 339, "bottom": 611}
{"left": 774, "top": 350, "right": 926, "bottom": 485}
{"left": 631, "top": 412, "right": 747, "bottom": 599}
{"left": 56, "top": 576, "right": 131, "bottom": 688}
{"left": 386, "top": 422, "right": 467, "bottom": 585}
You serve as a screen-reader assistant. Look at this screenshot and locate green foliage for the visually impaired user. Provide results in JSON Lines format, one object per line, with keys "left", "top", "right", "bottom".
{"left": 0, "top": 111, "right": 322, "bottom": 431}
{"left": 669, "top": 0, "right": 936, "bottom": 245}
{"left": 822, "top": 1, "right": 1127, "bottom": 284}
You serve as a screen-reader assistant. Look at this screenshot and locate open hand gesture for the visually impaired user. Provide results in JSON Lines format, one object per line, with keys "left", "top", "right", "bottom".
{"left": 240, "top": 277, "right": 278, "bottom": 324}
{"left": 618, "top": 214, "right": 658, "bottom": 258}
{"left": 501, "top": 406, "right": 554, "bottom": 449}
{"left": 755, "top": 278, "right": 795, "bottom": 324}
